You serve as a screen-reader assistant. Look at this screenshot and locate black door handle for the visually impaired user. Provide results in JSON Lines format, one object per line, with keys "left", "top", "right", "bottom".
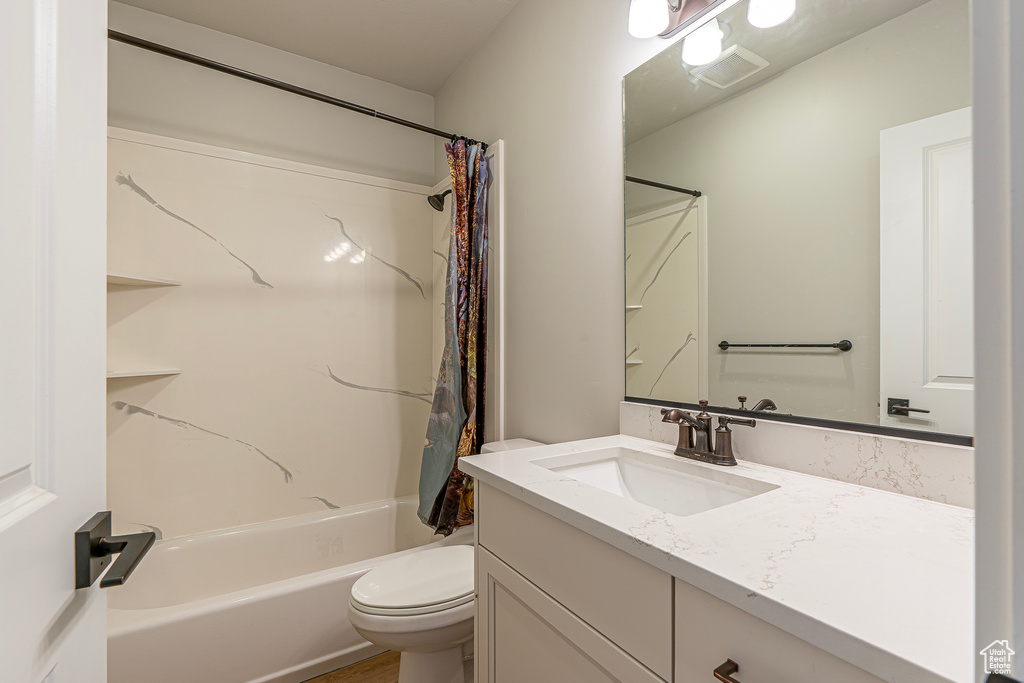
{"left": 887, "top": 397, "right": 931, "bottom": 416}
{"left": 714, "top": 660, "right": 743, "bottom": 683}
{"left": 75, "top": 511, "right": 155, "bottom": 589}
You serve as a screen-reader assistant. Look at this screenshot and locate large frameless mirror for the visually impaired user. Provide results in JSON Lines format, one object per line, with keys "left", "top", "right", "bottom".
{"left": 624, "top": 0, "right": 972, "bottom": 440}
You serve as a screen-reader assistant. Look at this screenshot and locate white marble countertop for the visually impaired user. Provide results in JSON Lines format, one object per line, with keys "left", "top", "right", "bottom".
{"left": 460, "top": 434, "right": 973, "bottom": 683}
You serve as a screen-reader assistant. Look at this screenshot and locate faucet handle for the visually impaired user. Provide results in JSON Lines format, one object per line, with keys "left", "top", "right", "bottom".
{"left": 737, "top": 396, "right": 748, "bottom": 410}
{"left": 696, "top": 399, "right": 711, "bottom": 419}
{"left": 719, "top": 416, "right": 756, "bottom": 429}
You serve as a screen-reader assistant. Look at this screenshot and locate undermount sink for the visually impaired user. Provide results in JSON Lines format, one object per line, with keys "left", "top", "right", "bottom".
{"left": 531, "top": 447, "right": 778, "bottom": 517}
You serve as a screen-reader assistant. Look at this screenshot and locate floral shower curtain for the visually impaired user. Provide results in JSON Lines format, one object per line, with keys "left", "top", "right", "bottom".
{"left": 417, "top": 138, "right": 490, "bottom": 536}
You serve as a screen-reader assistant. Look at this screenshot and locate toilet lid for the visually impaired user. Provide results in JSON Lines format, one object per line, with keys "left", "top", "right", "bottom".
{"left": 351, "top": 545, "right": 474, "bottom": 614}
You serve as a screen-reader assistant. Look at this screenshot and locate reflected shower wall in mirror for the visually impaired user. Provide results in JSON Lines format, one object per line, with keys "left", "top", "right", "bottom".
{"left": 624, "top": 0, "right": 972, "bottom": 437}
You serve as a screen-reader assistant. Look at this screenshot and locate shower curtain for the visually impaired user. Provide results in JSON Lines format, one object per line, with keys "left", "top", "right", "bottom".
{"left": 417, "top": 138, "right": 490, "bottom": 536}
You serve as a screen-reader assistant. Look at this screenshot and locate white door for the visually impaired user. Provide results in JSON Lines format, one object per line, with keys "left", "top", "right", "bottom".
{"left": 1, "top": 1, "right": 109, "bottom": 682}
{"left": 625, "top": 197, "right": 708, "bottom": 403}
{"left": 880, "top": 107, "right": 973, "bottom": 435}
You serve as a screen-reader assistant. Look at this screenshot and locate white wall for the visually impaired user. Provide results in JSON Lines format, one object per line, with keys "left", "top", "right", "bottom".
{"left": 625, "top": 0, "right": 970, "bottom": 425}
{"left": 434, "top": 0, "right": 672, "bottom": 444}
{"left": 972, "top": 1, "right": 1024, "bottom": 677}
{"left": 108, "top": 2, "right": 437, "bottom": 186}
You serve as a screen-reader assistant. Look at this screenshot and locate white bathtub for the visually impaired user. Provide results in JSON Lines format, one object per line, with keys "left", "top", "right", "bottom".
{"left": 108, "top": 496, "right": 472, "bottom": 683}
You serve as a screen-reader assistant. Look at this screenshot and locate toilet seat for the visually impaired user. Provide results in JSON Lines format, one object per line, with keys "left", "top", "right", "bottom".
{"left": 351, "top": 545, "right": 474, "bottom": 617}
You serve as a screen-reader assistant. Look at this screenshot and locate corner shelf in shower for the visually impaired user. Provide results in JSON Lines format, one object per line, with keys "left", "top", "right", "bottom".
{"left": 626, "top": 359, "right": 644, "bottom": 366}
{"left": 107, "top": 273, "right": 181, "bottom": 287}
{"left": 626, "top": 305, "right": 642, "bottom": 311}
{"left": 106, "top": 367, "right": 181, "bottom": 379}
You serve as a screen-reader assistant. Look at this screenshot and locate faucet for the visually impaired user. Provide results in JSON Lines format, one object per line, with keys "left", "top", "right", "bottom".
{"left": 737, "top": 396, "right": 778, "bottom": 412}
{"left": 660, "top": 407, "right": 710, "bottom": 453}
{"left": 661, "top": 400, "right": 755, "bottom": 466}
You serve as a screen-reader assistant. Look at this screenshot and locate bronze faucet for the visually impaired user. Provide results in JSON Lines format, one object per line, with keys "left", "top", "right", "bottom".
{"left": 661, "top": 400, "right": 756, "bottom": 466}
{"left": 737, "top": 396, "right": 778, "bottom": 412}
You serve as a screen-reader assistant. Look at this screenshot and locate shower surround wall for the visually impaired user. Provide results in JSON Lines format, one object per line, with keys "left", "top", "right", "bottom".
{"left": 107, "top": 3, "right": 441, "bottom": 539}
{"left": 107, "top": 129, "right": 434, "bottom": 538}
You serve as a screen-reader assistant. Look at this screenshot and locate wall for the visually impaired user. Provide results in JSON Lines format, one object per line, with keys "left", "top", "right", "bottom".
{"left": 972, "top": 1, "right": 1024, "bottom": 674}
{"left": 625, "top": 0, "right": 970, "bottom": 424}
{"left": 107, "top": 131, "right": 434, "bottom": 539}
{"left": 108, "top": 2, "right": 436, "bottom": 186}
{"left": 433, "top": 0, "right": 672, "bottom": 444}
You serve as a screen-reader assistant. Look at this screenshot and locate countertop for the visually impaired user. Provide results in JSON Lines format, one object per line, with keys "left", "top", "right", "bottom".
{"left": 460, "top": 434, "right": 973, "bottom": 683}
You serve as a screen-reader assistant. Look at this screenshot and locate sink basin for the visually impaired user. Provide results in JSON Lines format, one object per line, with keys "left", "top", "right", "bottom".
{"left": 531, "top": 447, "right": 778, "bottom": 517}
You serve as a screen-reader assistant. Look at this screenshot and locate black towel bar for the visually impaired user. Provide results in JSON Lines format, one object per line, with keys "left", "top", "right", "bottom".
{"left": 718, "top": 340, "right": 853, "bottom": 352}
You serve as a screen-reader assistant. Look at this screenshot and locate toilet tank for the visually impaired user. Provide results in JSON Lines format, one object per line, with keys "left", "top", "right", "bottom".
{"left": 480, "top": 439, "right": 544, "bottom": 454}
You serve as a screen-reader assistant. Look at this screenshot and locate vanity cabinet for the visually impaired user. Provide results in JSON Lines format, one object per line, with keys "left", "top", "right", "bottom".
{"left": 674, "top": 579, "right": 883, "bottom": 683}
{"left": 475, "top": 482, "right": 886, "bottom": 683}
{"left": 476, "top": 548, "right": 662, "bottom": 683}
{"left": 475, "top": 483, "right": 672, "bottom": 682}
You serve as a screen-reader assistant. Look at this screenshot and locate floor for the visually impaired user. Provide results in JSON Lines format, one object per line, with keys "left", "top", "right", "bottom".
{"left": 305, "top": 651, "right": 400, "bottom": 683}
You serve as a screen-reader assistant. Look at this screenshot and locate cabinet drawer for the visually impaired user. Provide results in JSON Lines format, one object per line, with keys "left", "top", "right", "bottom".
{"left": 477, "top": 483, "right": 672, "bottom": 681}
{"left": 675, "top": 579, "right": 883, "bottom": 683}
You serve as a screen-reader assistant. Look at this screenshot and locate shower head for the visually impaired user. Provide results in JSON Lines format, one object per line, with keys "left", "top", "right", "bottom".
{"left": 428, "top": 189, "right": 452, "bottom": 212}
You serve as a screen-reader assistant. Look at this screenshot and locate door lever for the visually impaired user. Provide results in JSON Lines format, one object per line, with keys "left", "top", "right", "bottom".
{"left": 887, "top": 397, "right": 931, "bottom": 417}
{"left": 75, "top": 511, "right": 155, "bottom": 589}
{"left": 714, "top": 659, "right": 743, "bottom": 683}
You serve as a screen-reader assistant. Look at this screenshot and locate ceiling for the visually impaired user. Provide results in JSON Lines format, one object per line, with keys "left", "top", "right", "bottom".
{"left": 625, "top": 0, "right": 932, "bottom": 145}
{"left": 116, "top": 0, "right": 521, "bottom": 95}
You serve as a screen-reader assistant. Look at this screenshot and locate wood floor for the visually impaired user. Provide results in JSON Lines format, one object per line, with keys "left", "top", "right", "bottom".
{"left": 305, "top": 651, "right": 400, "bottom": 683}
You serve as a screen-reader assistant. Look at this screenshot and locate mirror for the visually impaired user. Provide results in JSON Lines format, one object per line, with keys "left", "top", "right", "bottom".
{"left": 624, "top": 0, "right": 972, "bottom": 437}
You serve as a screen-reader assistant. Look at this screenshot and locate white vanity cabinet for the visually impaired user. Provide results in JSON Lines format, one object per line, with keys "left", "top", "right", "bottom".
{"left": 475, "top": 483, "right": 672, "bottom": 682}
{"left": 475, "top": 482, "right": 884, "bottom": 683}
{"left": 674, "top": 579, "right": 883, "bottom": 683}
{"left": 476, "top": 548, "right": 663, "bottom": 683}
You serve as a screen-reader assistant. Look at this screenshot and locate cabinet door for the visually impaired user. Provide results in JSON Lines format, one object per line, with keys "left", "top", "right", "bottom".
{"left": 477, "top": 483, "right": 673, "bottom": 679}
{"left": 476, "top": 547, "right": 663, "bottom": 683}
{"left": 675, "top": 579, "right": 884, "bottom": 683}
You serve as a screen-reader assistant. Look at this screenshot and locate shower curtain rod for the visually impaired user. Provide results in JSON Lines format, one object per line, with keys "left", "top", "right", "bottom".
{"left": 108, "top": 30, "right": 480, "bottom": 145}
{"left": 625, "top": 175, "right": 701, "bottom": 198}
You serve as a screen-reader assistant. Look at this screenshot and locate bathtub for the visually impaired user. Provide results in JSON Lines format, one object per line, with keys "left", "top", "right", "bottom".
{"left": 107, "top": 496, "right": 473, "bottom": 683}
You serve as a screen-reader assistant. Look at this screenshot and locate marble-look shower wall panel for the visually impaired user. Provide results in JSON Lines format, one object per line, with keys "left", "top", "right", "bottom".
{"left": 107, "top": 132, "right": 434, "bottom": 539}
{"left": 625, "top": 201, "right": 702, "bottom": 402}
{"left": 620, "top": 401, "right": 974, "bottom": 508}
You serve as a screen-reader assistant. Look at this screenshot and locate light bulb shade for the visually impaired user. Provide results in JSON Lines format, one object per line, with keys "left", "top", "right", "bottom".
{"left": 747, "top": 0, "right": 795, "bottom": 28}
{"left": 628, "top": 0, "right": 670, "bottom": 38}
{"left": 682, "top": 18, "right": 723, "bottom": 66}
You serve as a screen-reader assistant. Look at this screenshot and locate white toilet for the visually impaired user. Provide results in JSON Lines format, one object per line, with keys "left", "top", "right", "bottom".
{"left": 348, "top": 439, "right": 543, "bottom": 683}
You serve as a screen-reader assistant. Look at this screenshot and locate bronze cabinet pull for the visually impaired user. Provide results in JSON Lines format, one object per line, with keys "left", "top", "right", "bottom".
{"left": 714, "top": 659, "right": 743, "bottom": 683}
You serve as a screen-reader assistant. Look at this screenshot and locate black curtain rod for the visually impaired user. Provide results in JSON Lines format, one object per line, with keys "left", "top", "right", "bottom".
{"left": 108, "top": 30, "right": 480, "bottom": 145}
{"left": 625, "top": 175, "right": 701, "bottom": 198}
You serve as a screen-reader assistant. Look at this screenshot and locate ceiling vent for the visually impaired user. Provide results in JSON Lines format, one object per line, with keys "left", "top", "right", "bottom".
{"left": 689, "top": 45, "right": 769, "bottom": 89}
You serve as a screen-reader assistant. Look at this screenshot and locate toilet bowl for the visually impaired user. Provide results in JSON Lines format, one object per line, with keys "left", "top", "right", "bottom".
{"left": 348, "top": 439, "right": 543, "bottom": 683}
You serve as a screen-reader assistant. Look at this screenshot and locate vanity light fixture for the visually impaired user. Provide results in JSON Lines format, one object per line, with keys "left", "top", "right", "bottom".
{"left": 682, "top": 18, "right": 724, "bottom": 66}
{"left": 628, "top": 0, "right": 742, "bottom": 40}
{"left": 747, "top": 0, "right": 796, "bottom": 28}
{"left": 628, "top": 0, "right": 671, "bottom": 38}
